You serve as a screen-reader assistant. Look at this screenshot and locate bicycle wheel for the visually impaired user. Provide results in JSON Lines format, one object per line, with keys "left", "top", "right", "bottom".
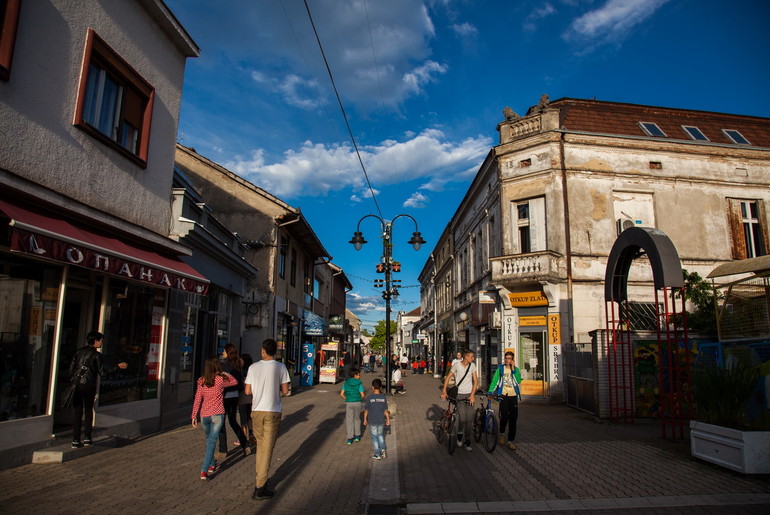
{"left": 472, "top": 408, "right": 483, "bottom": 443}
{"left": 434, "top": 419, "right": 444, "bottom": 444}
{"left": 447, "top": 413, "right": 458, "bottom": 455}
{"left": 484, "top": 413, "right": 499, "bottom": 453}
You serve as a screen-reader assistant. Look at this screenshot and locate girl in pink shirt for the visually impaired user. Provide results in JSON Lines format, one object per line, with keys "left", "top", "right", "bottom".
{"left": 192, "top": 355, "right": 237, "bottom": 480}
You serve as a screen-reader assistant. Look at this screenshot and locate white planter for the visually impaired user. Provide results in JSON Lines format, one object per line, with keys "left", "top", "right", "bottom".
{"left": 690, "top": 420, "right": 770, "bottom": 474}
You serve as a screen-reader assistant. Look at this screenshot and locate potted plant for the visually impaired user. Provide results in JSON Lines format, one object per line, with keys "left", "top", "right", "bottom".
{"left": 690, "top": 360, "right": 770, "bottom": 473}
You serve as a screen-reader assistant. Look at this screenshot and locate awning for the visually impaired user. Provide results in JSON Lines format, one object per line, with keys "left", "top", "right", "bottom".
{"left": 0, "top": 199, "right": 208, "bottom": 294}
{"left": 707, "top": 256, "right": 770, "bottom": 278}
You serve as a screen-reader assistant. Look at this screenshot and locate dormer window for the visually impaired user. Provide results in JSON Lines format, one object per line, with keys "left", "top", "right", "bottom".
{"left": 723, "top": 129, "right": 751, "bottom": 145}
{"left": 638, "top": 122, "right": 667, "bottom": 138}
{"left": 682, "top": 126, "right": 709, "bottom": 141}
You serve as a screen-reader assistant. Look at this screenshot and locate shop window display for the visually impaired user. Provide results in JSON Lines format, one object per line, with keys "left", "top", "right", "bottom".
{"left": 100, "top": 281, "right": 165, "bottom": 404}
{"left": 0, "top": 256, "right": 60, "bottom": 420}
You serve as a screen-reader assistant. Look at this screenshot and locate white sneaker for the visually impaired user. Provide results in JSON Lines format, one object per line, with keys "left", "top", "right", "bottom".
{"left": 464, "top": 440, "right": 472, "bottom": 451}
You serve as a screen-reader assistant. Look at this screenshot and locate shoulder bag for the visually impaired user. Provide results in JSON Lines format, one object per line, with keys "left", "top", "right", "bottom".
{"left": 447, "top": 364, "right": 471, "bottom": 399}
{"left": 61, "top": 365, "right": 88, "bottom": 408}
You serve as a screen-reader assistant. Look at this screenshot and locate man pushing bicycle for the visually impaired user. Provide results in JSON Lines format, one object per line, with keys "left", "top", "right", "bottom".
{"left": 441, "top": 349, "right": 478, "bottom": 451}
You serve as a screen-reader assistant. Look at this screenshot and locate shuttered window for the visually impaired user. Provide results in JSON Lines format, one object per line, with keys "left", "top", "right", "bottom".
{"left": 511, "top": 197, "right": 546, "bottom": 254}
{"left": 727, "top": 199, "right": 767, "bottom": 259}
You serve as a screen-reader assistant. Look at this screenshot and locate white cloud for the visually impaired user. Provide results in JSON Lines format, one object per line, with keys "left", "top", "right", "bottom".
{"left": 403, "top": 191, "right": 429, "bottom": 208}
{"left": 450, "top": 22, "right": 478, "bottom": 37}
{"left": 402, "top": 60, "right": 448, "bottom": 95}
{"left": 563, "top": 0, "right": 670, "bottom": 49}
{"left": 251, "top": 71, "right": 322, "bottom": 110}
{"left": 523, "top": 2, "right": 557, "bottom": 32}
{"left": 224, "top": 129, "right": 491, "bottom": 199}
{"left": 346, "top": 291, "right": 385, "bottom": 316}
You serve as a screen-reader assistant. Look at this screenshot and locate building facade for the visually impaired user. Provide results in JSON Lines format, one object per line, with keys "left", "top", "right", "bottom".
{"left": 174, "top": 144, "right": 349, "bottom": 385}
{"left": 420, "top": 96, "right": 770, "bottom": 405}
{"left": 0, "top": 0, "right": 201, "bottom": 463}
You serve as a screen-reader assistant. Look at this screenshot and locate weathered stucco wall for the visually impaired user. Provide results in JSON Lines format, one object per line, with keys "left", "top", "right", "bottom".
{"left": 0, "top": 0, "right": 191, "bottom": 235}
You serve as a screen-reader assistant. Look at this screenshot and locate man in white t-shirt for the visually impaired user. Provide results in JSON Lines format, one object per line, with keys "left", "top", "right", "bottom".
{"left": 441, "top": 349, "right": 478, "bottom": 451}
{"left": 244, "top": 339, "right": 290, "bottom": 501}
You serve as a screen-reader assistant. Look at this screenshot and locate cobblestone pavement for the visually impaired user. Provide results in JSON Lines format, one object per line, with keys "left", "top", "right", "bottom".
{"left": 0, "top": 372, "right": 768, "bottom": 514}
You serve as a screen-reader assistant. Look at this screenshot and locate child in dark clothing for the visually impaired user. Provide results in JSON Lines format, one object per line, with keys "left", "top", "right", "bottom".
{"left": 340, "top": 367, "right": 364, "bottom": 444}
{"left": 363, "top": 378, "right": 390, "bottom": 459}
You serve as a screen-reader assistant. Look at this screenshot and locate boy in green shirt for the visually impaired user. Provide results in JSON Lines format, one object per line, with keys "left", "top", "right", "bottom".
{"left": 340, "top": 367, "right": 364, "bottom": 444}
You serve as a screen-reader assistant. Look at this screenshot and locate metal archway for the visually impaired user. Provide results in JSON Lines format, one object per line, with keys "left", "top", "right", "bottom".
{"left": 603, "top": 227, "right": 691, "bottom": 441}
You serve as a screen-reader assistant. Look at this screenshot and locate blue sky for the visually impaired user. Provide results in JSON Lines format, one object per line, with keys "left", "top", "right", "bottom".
{"left": 164, "top": 0, "right": 770, "bottom": 332}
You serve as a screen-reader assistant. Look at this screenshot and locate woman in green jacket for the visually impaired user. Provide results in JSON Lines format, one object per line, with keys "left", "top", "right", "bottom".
{"left": 488, "top": 351, "right": 522, "bottom": 450}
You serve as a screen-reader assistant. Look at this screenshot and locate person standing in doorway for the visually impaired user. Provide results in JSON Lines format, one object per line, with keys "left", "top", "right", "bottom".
{"left": 441, "top": 349, "right": 478, "bottom": 451}
{"left": 244, "top": 339, "right": 290, "bottom": 501}
{"left": 488, "top": 351, "right": 522, "bottom": 450}
{"left": 68, "top": 331, "right": 127, "bottom": 448}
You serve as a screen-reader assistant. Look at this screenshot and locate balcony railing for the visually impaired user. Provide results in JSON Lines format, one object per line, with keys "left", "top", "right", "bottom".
{"left": 491, "top": 250, "right": 564, "bottom": 284}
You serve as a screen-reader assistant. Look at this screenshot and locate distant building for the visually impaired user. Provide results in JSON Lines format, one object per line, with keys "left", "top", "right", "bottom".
{"left": 418, "top": 96, "right": 770, "bottom": 404}
{"left": 174, "top": 144, "right": 350, "bottom": 385}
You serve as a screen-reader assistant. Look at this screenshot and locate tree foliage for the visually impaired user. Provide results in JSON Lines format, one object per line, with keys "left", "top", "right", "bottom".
{"left": 677, "top": 269, "right": 722, "bottom": 336}
{"left": 369, "top": 320, "right": 397, "bottom": 353}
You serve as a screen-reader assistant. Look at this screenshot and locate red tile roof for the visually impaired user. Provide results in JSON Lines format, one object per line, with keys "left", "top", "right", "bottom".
{"left": 548, "top": 98, "right": 770, "bottom": 147}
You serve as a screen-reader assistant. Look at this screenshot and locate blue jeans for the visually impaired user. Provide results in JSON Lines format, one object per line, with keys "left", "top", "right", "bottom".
{"left": 369, "top": 424, "right": 386, "bottom": 454}
{"left": 201, "top": 414, "right": 225, "bottom": 473}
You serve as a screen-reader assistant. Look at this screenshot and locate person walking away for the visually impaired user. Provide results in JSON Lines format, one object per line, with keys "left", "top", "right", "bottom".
{"left": 488, "top": 351, "right": 522, "bottom": 450}
{"left": 419, "top": 358, "right": 426, "bottom": 375}
{"left": 441, "top": 349, "right": 478, "bottom": 451}
{"left": 340, "top": 367, "right": 365, "bottom": 444}
{"left": 218, "top": 343, "right": 250, "bottom": 456}
{"left": 369, "top": 353, "right": 376, "bottom": 372}
{"left": 244, "top": 339, "right": 290, "bottom": 501}
{"left": 191, "top": 355, "right": 238, "bottom": 480}
{"left": 412, "top": 359, "right": 418, "bottom": 375}
{"left": 363, "top": 378, "right": 390, "bottom": 459}
{"left": 400, "top": 353, "right": 408, "bottom": 371}
{"left": 238, "top": 353, "right": 256, "bottom": 445}
{"left": 68, "top": 331, "right": 127, "bottom": 448}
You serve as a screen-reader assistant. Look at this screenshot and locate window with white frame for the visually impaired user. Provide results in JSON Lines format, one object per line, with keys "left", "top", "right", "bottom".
{"left": 511, "top": 197, "right": 546, "bottom": 254}
{"left": 722, "top": 129, "right": 751, "bottom": 145}
{"left": 75, "top": 30, "right": 154, "bottom": 165}
{"left": 728, "top": 199, "right": 766, "bottom": 259}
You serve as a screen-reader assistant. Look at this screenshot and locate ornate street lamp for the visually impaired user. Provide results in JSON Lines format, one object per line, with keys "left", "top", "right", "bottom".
{"left": 350, "top": 214, "right": 425, "bottom": 394}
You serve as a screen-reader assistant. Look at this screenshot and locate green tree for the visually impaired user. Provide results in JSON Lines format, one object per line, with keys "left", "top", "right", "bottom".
{"left": 369, "top": 319, "right": 397, "bottom": 354}
{"left": 361, "top": 328, "right": 372, "bottom": 337}
{"left": 677, "top": 269, "right": 722, "bottom": 336}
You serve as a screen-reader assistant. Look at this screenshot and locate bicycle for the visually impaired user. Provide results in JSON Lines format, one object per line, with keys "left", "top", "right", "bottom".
{"left": 472, "top": 390, "right": 501, "bottom": 453}
{"left": 433, "top": 396, "right": 471, "bottom": 455}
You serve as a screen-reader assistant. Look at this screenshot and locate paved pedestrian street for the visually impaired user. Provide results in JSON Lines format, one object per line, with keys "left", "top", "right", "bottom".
{"left": 1, "top": 373, "right": 768, "bottom": 514}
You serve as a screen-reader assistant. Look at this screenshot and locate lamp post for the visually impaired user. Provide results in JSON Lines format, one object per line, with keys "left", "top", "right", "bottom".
{"left": 350, "top": 214, "right": 425, "bottom": 394}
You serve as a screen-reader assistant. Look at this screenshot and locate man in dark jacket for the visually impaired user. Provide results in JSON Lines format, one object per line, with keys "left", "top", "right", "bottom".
{"left": 69, "top": 331, "right": 127, "bottom": 448}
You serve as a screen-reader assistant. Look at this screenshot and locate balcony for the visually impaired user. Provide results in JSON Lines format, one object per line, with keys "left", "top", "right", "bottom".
{"left": 491, "top": 251, "right": 564, "bottom": 285}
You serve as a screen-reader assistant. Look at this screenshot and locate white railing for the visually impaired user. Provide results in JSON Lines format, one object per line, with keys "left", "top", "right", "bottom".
{"left": 491, "top": 251, "right": 563, "bottom": 283}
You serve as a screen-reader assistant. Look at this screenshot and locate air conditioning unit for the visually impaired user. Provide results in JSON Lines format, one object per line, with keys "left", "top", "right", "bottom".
{"left": 616, "top": 218, "right": 635, "bottom": 235}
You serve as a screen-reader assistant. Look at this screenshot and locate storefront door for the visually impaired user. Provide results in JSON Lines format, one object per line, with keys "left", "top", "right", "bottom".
{"left": 52, "top": 287, "right": 93, "bottom": 434}
{"left": 519, "top": 330, "right": 548, "bottom": 397}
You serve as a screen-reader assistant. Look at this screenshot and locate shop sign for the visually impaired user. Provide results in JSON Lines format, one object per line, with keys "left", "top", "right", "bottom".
{"left": 329, "top": 315, "right": 344, "bottom": 332}
{"left": 502, "top": 313, "right": 515, "bottom": 350}
{"left": 548, "top": 314, "right": 561, "bottom": 345}
{"left": 478, "top": 290, "right": 497, "bottom": 304}
{"left": 520, "top": 315, "right": 546, "bottom": 326}
{"left": 12, "top": 229, "right": 208, "bottom": 294}
{"left": 508, "top": 291, "right": 548, "bottom": 307}
{"left": 521, "top": 379, "right": 545, "bottom": 396}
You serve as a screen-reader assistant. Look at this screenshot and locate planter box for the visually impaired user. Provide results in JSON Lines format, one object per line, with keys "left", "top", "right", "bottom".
{"left": 690, "top": 420, "right": 770, "bottom": 474}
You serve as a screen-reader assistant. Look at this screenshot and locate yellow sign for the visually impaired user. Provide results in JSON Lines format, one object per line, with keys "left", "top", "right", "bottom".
{"left": 520, "top": 316, "right": 546, "bottom": 326}
{"left": 548, "top": 314, "right": 561, "bottom": 345}
{"left": 521, "top": 379, "right": 545, "bottom": 396}
{"left": 508, "top": 291, "right": 548, "bottom": 307}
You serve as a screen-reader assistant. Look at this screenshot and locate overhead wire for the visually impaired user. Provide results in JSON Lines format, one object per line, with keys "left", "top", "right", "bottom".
{"left": 303, "top": 0, "right": 383, "bottom": 218}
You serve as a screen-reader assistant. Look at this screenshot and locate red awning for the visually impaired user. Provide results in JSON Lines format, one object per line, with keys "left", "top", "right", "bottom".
{"left": 0, "top": 199, "right": 208, "bottom": 295}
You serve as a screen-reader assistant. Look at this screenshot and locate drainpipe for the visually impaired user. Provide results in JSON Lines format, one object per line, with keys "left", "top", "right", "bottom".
{"left": 559, "top": 132, "right": 575, "bottom": 344}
